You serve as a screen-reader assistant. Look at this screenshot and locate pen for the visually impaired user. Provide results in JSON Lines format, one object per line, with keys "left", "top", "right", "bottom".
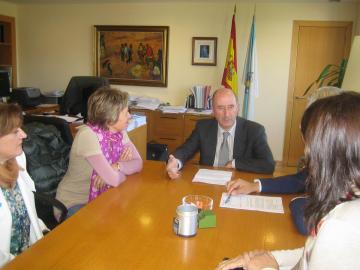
{"left": 224, "top": 194, "right": 231, "bottom": 204}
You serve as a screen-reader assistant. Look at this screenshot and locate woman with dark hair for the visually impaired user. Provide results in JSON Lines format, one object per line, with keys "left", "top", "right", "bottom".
{"left": 56, "top": 88, "right": 143, "bottom": 218}
{"left": 216, "top": 92, "right": 360, "bottom": 270}
{"left": 225, "top": 87, "right": 343, "bottom": 235}
{"left": 0, "top": 103, "right": 47, "bottom": 267}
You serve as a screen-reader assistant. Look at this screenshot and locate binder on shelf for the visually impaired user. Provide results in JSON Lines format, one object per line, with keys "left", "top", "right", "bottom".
{"left": 186, "top": 85, "right": 212, "bottom": 110}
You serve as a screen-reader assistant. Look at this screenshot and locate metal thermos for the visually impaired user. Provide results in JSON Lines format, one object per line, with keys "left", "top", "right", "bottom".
{"left": 173, "top": 204, "right": 198, "bottom": 237}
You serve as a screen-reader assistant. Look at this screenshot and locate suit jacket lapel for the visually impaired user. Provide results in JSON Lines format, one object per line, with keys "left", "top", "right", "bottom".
{"left": 234, "top": 117, "right": 246, "bottom": 157}
{"left": 207, "top": 120, "right": 218, "bottom": 165}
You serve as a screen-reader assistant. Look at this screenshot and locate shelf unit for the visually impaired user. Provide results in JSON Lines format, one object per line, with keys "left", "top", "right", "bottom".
{"left": 0, "top": 14, "right": 16, "bottom": 88}
{"left": 130, "top": 108, "right": 212, "bottom": 163}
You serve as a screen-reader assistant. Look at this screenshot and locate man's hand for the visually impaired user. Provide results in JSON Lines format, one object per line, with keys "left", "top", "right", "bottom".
{"left": 226, "top": 178, "right": 260, "bottom": 195}
{"left": 166, "top": 154, "right": 181, "bottom": 179}
{"left": 224, "top": 160, "right": 233, "bottom": 169}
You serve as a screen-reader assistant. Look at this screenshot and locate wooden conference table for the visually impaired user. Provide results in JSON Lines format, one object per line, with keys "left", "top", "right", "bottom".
{"left": 5, "top": 161, "right": 306, "bottom": 270}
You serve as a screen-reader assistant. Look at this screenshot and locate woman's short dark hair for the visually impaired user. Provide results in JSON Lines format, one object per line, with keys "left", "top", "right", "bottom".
{"left": 87, "top": 87, "right": 129, "bottom": 129}
{"left": 303, "top": 91, "right": 360, "bottom": 232}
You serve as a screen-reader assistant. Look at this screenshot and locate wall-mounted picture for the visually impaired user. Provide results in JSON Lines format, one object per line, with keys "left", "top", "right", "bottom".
{"left": 192, "top": 37, "right": 217, "bottom": 66}
{"left": 94, "top": 25, "right": 169, "bottom": 87}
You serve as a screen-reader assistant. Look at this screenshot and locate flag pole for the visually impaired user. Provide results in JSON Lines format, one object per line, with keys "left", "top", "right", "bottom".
{"left": 242, "top": 7, "right": 256, "bottom": 119}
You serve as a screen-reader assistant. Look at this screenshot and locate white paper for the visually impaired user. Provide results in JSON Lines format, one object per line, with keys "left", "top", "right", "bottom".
{"left": 160, "top": 106, "right": 187, "bottom": 114}
{"left": 219, "top": 193, "right": 284, "bottom": 214}
{"left": 186, "top": 109, "right": 213, "bottom": 115}
{"left": 132, "top": 96, "right": 161, "bottom": 110}
{"left": 34, "top": 114, "right": 82, "bottom": 123}
{"left": 127, "top": 114, "right": 146, "bottom": 131}
{"left": 192, "top": 169, "right": 232, "bottom": 185}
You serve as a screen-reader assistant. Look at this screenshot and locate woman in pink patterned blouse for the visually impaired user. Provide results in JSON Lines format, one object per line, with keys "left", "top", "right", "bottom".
{"left": 56, "top": 88, "right": 143, "bottom": 218}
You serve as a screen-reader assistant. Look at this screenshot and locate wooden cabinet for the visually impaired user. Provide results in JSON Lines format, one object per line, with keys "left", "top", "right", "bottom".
{"left": 183, "top": 113, "right": 212, "bottom": 163}
{"left": 130, "top": 108, "right": 155, "bottom": 142}
{"left": 130, "top": 107, "right": 212, "bottom": 161}
{"left": 184, "top": 113, "right": 212, "bottom": 139}
{"left": 153, "top": 111, "right": 184, "bottom": 153}
{"left": 0, "top": 15, "right": 16, "bottom": 88}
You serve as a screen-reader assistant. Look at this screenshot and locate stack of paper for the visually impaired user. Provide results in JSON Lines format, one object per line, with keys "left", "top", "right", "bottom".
{"left": 219, "top": 193, "right": 284, "bottom": 214}
{"left": 192, "top": 169, "right": 232, "bottom": 185}
{"left": 186, "top": 108, "right": 212, "bottom": 115}
{"left": 131, "top": 96, "right": 161, "bottom": 110}
{"left": 160, "top": 106, "right": 187, "bottom": 114}
{"left": 127, "top": 114, "right": 146, "bottom": 132}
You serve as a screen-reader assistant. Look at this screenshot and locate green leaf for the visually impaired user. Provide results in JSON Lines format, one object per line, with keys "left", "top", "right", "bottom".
{"left": 302, "top": 59, "right": 348, "bottom": 96}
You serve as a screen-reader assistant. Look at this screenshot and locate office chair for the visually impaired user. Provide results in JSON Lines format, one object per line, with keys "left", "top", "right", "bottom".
{"left": 60, "top": 76, "right": 109, "bottom": 119}
{"left": 23, "top": 116, "right": 73, "bottom": 229}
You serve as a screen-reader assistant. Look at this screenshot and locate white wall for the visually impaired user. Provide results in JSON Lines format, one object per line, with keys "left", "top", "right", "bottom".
{"left": 11, "top": 1, "right": 359, "bottom": 161}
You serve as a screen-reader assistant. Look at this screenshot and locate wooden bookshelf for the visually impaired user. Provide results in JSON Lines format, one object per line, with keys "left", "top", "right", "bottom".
{"left": 0, "top": 14, "right": 16, "bottom": 88}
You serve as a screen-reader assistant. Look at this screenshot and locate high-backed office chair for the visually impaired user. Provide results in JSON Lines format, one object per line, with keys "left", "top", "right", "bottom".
{"left": 23, "top": 115, "right": 73, "bottom": 229}
{"left": 60, "top": 76, "right": 109, "bottom": 119}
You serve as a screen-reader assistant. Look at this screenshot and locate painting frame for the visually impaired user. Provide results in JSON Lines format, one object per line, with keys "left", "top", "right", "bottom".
{"left": 192, "top": 37, "right": 217, "bottom": 66}
{"left": 94, "top": 25, "right": 169, "bottom": 87}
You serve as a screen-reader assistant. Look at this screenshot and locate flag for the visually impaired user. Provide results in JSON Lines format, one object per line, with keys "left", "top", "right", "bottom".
{"left": 242, "top": 15, "right": 259, "bottom": 120}
{"left": 222, "top": 7, "right": 238, "bottom": 96}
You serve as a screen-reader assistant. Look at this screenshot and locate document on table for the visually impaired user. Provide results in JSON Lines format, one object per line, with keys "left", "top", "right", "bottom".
{"left": 219, "top": 193, "right": 284, "bottom": 214}
{"left": 192, "top": 169, "right": 232, "bottom": 185}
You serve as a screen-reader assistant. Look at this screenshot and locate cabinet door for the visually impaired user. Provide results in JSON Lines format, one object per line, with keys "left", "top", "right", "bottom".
{"left": 184, "top": 114, "right": 213, "bottom": 164}
{"left": 155, "top": 137, "right": 183, "bottom": 154}
{"left": 153, "top": 111, "right": 184, "bottom": 153}
{"left": 183, "top": 114, "right": 212, "bottom": 140}
{"left": 130, "top": 108, "right": 155, "bottom": 142}
{"left": 154, "top": 111, "right": 184, "bottom": 138}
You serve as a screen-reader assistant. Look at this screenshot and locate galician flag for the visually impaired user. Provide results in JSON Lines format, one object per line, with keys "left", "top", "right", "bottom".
{"left": 242, "top": 14, "right": 259, "bottom": 120}
{"left": 222, "top": 7, "right": 238, "bottom": 96}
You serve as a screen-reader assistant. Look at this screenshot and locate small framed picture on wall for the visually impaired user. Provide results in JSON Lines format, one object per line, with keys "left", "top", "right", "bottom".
{"left": 192, "top": 37, "right": 217, "bottom": 66}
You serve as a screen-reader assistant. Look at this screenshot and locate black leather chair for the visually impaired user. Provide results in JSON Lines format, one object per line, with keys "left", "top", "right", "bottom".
{"left": 22, "top": 115, "right": 73, "bottom": 229}
{"left": 60, "top": 76, "right": 109, "bottom": 120}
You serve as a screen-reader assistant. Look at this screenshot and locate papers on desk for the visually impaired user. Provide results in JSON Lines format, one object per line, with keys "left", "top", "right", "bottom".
{"left": 127, "top": 114, "right": 146, "bottom": 132}
{"left": 186, "top": 108, "right": 213, "bottom": 115}
{"left": 219, "top": 193, "right": 284, "bottom": 214}
{"left": 192, "top": 169, "right": 232, "bottom": 185}
{"left": 160, "top": 106, "right": 187, "bottom": 114}
{"left": 130, "top": 96, "right": 161, "bottom": 110}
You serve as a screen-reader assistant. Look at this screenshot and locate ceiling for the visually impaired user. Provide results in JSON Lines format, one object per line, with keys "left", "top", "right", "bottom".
{"left": 2, "top": 0, "right": 359, "bottom": 4}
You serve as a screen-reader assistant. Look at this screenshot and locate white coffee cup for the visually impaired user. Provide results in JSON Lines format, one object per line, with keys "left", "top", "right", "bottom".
{"left": 173, "top": 204, "right": 198, "bottom": 237}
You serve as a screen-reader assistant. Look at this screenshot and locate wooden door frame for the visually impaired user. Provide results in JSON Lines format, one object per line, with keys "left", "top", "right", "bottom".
{"left": 282, "top": 20, "right": 353, "bottom": 166}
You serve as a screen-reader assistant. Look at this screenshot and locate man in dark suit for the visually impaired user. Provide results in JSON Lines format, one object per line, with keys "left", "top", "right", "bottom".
{"left": 166, "top": 88, "right": 275, "bottom": 179}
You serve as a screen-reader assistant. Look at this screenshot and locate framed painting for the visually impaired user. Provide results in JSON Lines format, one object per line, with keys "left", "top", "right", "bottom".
{"left": 94, "top": 25, "right": 169, "bottom": 87}
{"left": 192, "top": 37, "right": 217, "bottom": 66}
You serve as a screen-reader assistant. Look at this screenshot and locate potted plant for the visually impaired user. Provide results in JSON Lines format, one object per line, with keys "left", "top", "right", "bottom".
{"left": 303, "top": 59, "right": 348, "bottom": 96}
